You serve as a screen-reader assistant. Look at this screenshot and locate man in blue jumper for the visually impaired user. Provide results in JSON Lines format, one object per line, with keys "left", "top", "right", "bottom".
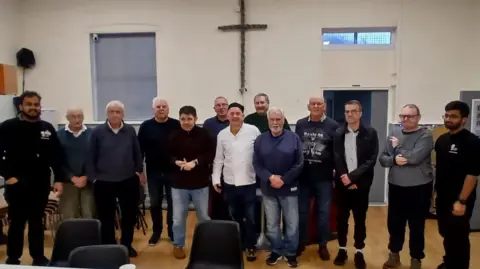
{"left": 295, "top": 96, "right": 339, "bottom": 260}
{"left": 87, "top": 100, "right": 146, "bottom": 258}
{"left": 58, "top": 108, "right": 95, "bottom": 219}
{"left": 253, "top": 107, "right": 304, "bottom": 267}
{"left": 203, "top": 96, "right": 231, "bottom": 221}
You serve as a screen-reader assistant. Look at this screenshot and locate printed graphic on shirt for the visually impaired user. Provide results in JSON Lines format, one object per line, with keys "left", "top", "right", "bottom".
{"left": 40, "top": 130, "right": 51, "bottom": 140}
{"left": 301, "top": 127, "right": 331, "bottom": 164}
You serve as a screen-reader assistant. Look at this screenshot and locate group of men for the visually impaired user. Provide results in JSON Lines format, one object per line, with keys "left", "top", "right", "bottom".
{"left": 0, "top": 90, "right": 478, "bottom": 269}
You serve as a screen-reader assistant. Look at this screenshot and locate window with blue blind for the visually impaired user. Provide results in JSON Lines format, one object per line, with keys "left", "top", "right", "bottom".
{"left": 90, "top": 33, "right": 157, "bottom": 121}
{"left": 322, "top": 27, "right": 394, "bottom": 46}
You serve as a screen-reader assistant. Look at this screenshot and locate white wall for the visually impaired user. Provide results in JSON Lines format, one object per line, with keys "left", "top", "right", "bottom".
{"left": 0, "top": 0, "right": 19, "bottom": 65}
{"left": 17, "top": 0, "right": 480, "bottom": 123}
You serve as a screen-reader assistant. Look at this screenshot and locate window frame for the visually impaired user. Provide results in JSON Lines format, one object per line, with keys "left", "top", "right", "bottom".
{"left": 321, "top": 27, "right": 396, "bottom": 51}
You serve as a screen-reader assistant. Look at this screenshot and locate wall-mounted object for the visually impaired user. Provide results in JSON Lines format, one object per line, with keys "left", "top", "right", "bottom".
{"left": 0, "top": 64, "right": 18, "bottom": 95}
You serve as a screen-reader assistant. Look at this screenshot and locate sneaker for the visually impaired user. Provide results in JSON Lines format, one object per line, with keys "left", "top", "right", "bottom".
{"left": 32, "top": 256, "right": 49, "bottom": 266}
{"left": 128, "top": 247, "right": 138, "bottom": 258}
{"left": 284, "top": 255, "right": 298, "bottom": 267}
{"left": 383, "top": 252, "right": 401, "bottom": 269}
{"left": 266, "top": 252, "right": 283, "bottom": 265}
{"left": 436, "top": 262, "right": 446, "bottom": 269}
{"left": 318, "top": 245, "right": 331, "bottom": 261}
{"left": 334, "top": 249, "right": 348, "bottom": 265}
{"left": 411, "top": 258, "right": 422, "bottom": 269}
{"left": 5, "top": 258, "right": 21, "bottom": 265}
{"left": 354, "top": 252, "right": 366, "bottom": 269}
{"left": 173, "top": 247, "right": 186, "bottom": 259}
{"left": 246, "top": 248, "right": 256, "bottom": 262}
{"left": 148, "top": 232, "right": 161, "bottom": 246}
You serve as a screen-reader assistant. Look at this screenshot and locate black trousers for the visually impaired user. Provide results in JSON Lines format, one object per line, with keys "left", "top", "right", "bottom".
{"left": 224, "top": 183, "right": 257, "bottom": 249}
{"left": 336, "top": 187, "right": 370, "bottom": 249}
{"left": 5, "top": 181, "right": 50, "bottom": 260}
{"left": 387, "top": 182, "right": 432, "bottom": 259}
{"left": 93, "top": 176, "right": 140, "bottom": 248}
{"left": 436, "top": 195, "right": 474, "bottom": 269}
{"left": 209, "top": 176, "right": 231, "bottom": 221}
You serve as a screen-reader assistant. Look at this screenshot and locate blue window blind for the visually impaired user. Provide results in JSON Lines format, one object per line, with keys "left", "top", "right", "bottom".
{"left": 91, "top": 33, "right": 157, "bottom": 121}
{"left": 322, "top": 29, "right": 393, "bottom": 45}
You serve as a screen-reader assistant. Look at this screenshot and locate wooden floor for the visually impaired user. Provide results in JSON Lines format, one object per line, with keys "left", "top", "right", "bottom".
{"left": 0, "top": 206, "right": 479, "bottom": 269}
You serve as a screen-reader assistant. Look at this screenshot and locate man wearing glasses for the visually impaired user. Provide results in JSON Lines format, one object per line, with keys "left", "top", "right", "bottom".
{"left": 379, "top": 104, "right": 434, "bottom": 269}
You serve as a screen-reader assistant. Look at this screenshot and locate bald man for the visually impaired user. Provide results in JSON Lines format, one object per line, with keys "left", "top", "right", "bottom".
{"left": 57, "top": 108, "right": 95, "bottom": 219}
{"left": 295, "top": 96, "right": 339, "bottom": 260}
{"left": 138, "top": 98, "right": 180, "bottom": 245}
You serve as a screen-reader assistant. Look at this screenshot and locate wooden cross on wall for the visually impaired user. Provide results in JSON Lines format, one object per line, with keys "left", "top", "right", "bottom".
{"left": 218, "top": 0, "right": 267, "bottom": 101}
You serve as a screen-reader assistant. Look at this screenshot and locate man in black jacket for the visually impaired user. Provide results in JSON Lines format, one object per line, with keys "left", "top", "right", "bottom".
{"left": 0, "top": 91, "right": 64, "bottom": 266}
{"left": 333, "top": 100, "right": 378, "bottom": 269}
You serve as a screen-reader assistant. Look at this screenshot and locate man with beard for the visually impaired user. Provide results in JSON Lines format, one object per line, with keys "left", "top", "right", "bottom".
{"left": 295, "top": 96, "right": 339, "bottom": 260}
{"left": 434, "top": 101, "right": 480, "bottom": 269}
{"left": 245, "top": 93, "right": 290, "bottom": 133}
{"left": 0, "top": 91, "right": 64, "bottom": 265}
{"left": 380, "top": 104, "right": 434, "bottom": 269}
{"left": 203, "top": 96, "right": 231, "bottom": 220}
{"left": 138, "top": 97, "right": 180, "bottom": 245}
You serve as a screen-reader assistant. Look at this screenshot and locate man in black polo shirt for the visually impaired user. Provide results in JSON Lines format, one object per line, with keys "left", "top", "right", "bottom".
{"left": 435, "top": 100, "right": 480, "bottom": 269}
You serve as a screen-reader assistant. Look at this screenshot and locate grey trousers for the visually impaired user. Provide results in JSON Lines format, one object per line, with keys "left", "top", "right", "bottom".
{"left": 59, "top": 183, "right": 96, "bottom": 219}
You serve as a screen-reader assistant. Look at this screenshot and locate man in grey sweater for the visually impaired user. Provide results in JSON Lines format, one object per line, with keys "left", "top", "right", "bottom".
{"left": 87, "top": 100, "right": 146, "bottom": 258}
{"left": 379, "top": 104, "right": 434, "bottom": 269}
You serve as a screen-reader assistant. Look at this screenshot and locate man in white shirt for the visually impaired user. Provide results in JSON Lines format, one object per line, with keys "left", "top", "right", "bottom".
{"left": 212, "top": 102, "right": 261, "bottom": 262}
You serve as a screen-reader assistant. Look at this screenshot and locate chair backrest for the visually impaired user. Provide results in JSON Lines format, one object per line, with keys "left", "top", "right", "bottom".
{"left": 186, "top": 220, "right": 244, "bottom": 269}
{"left": 68, "top": 244, "right": 130, "bottom": 269}
{"left": 50, "top": 219, "right": 102, "bottom": 263}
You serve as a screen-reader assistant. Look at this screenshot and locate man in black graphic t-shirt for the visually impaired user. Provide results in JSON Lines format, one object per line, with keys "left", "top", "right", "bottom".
{"left": 295, "top": 96, "right": 339, "bottom": 260}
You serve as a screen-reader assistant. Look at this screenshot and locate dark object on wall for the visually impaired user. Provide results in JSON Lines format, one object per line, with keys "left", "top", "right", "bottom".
{"left": 13, "top": 96, "right": 21, "bottom": 115}
{"left": 16, "top": 48, "right": 35, "bottom": 69}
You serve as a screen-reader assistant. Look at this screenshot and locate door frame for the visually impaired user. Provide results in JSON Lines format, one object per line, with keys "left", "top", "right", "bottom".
{"left": 322, "top": 87, "right": 393, "bottom": 205}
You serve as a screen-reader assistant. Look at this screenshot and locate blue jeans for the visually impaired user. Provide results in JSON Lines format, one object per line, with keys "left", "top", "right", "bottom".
{"left": 263, "top": 195, "right": 299, "bottom": 257}
{"left": 171, "top": 187, "right": 210, "bottom": 247}
{"left": 298, "top": 180, "right": 333, "bottom": 246}
{"left": 146, "top": 170, "right": 173, "bottom": 238}
{"left": 223, "top": 183, "right": 256, "bottom": 249}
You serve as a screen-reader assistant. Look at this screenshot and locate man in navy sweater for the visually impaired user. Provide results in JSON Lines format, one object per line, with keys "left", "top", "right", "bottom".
{"left": 253, "top": 107, "right": 304, "bottom": 267}
{"left": 138, "top": 97, "right": 180, "bottom": 245}
{"left": 58, "top": 108, "right": 95, "bottom": 219}
{"left": 295, "top": 96, "right": 339, "bottom": 260}
{"left": 87, "top": 100, "right": 146, "bottom": 257}
{"left": 203, "top": 96, "right": 231, "bottom": 221}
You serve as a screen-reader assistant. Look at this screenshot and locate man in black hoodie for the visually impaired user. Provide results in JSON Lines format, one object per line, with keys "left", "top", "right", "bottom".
{"left": 0, "top": 91, "right": 64, "bottom": 266}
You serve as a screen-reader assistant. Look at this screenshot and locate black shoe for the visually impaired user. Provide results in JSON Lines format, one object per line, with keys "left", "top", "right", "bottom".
{"left": 284, "top": 256, "right": 298, "bottom": 267}
{"left": 266, "top": 252, "right": 283, "bottom": 265}
{"left": 334, "top": 249, "right": 348, "bottom": 265}
{"left": 148, "top": 232, "right": 161, "bottom": 246}
{"left": 32, "top": 256, "right": 49, "bottom": 266}
{"left": 354, "top": 252, "right": 366, "bottom": 269}
{"left": 246, "top": 248, "right": 256, "bottom": 262}
{"left": 436, "top": 262, "right": 446, "bottom": 269}
{"left": 5, "top": 258, "right": 20, "bottom": 265}
{"left": 318, "top": 245, "right": 331, "bottom": 261}
{"left": 128, "top": 247, "right": 138, "bottom": 258}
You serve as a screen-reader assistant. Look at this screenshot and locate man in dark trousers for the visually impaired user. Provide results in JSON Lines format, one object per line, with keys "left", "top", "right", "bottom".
{"left": 333, "top": 100, "right": 378, "bottom": 269}
{"left": 87, "top": 100, "right": 146, "bottom": 258}
{"left": 0, "top": 91, "right": 64, "bottom": 265}
{"left": 434, "top": 101, "right": 480, "bottom": 269}
{"left": 203, "top": 96, "right": 231, "bottom": 220}
{"left": 295, "top": 95, "right": 339, "bottom": 260}
{"left": 138, "top": 97, "right": 180, "bottom": 245}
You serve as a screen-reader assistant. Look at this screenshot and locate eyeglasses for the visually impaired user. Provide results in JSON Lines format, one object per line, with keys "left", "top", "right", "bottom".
{"left": 442, "top": 114, "right": 460, "bottom": 120}
{"left": 399, "top": 114, "right": 418, "bottom": 120}
{"left": 345, "top": 110, "right": 360, "bottom": 114}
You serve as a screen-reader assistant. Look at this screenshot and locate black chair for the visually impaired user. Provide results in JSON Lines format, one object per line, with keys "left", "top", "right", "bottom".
{"left": 186, "top": 220, "right": 244, "bottom": 269}
{"left": 68, "top": 245, "right": 130, "bottom": 269}
{"left": 49, "top": 219, "right": 102, "bottom": 266}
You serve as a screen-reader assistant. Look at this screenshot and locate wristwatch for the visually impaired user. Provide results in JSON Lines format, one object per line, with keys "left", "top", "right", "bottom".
{"left": 458, "top": 199, "right": 467, "bottom": 205}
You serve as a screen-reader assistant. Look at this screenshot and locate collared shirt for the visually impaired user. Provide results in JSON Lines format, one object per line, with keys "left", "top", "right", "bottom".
{"left": 65, "top": 124, "right": 87, "bottom": 138}
{"left": 107, "top": 121, "right": 124, "bottom": 134}
{"left": 212, "top": 123, "right": 261, "bottom": 186}
{"left": 345, "top": 126, "right": 358, "bottom": 172}
{"left": 308, "top": 114, "right": 327, "bottom": 122}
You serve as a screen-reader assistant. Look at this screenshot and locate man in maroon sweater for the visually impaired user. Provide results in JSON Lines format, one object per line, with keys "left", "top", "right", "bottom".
{"left": 168, "top": 105, "right": 215, "bottom": 260}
